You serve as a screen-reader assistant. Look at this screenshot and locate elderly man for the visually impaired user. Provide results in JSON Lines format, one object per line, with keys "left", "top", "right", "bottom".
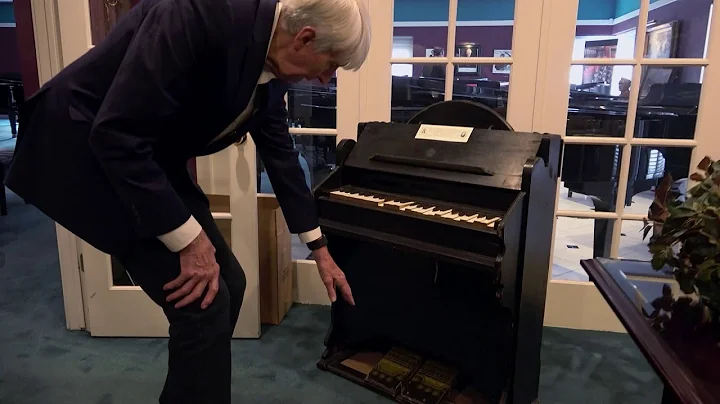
{"left": 6, "top": 0, "right": 370, "bottom": 402}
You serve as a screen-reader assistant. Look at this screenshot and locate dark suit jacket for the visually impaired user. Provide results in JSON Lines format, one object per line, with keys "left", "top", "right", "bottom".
{"left": 6, "top": 0, "right": 318, "bottom": 256}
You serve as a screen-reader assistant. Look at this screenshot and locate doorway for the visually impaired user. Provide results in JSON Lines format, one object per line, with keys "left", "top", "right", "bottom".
{"left": 1, "top": 0, "right": 39, "bottom": 217}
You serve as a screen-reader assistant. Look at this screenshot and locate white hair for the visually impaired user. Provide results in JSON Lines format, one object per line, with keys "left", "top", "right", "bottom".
{"left": 279, "top": 0, "right": 371, "bottom": 71}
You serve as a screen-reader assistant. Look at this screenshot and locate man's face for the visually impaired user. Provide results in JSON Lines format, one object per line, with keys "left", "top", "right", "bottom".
{"left": 269, "top": 27, "right": 339, "bottom": 84}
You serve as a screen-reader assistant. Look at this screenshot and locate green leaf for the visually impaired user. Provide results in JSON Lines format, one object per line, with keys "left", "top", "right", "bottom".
{"left": 642, "top": 224, "right": 653, "bottom": 241}
{"left": 710, "top": 158, "right": 720, "bottom": 173}
{"left": 676, "top": 272, "right": 696, "bottom": 294}
{"left": 669, "top": 205, "right": 697, "bottom": 219}
{"left": 699, "top": 156, "right": 714, "bottom": 171}
{"left": 651, "top": 254, "right": 667, "bottom": 270}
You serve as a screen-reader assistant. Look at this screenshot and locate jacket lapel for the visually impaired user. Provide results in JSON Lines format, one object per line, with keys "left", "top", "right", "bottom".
{"left": 225, "top": 0, "right": 278, "bottom": 119}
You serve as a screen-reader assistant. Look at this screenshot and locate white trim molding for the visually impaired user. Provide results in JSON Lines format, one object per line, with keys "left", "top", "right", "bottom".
{"left": 394, "top": 20, "right": 614, "bottom": 27}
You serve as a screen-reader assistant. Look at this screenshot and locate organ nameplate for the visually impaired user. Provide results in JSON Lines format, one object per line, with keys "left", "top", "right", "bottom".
{"left": 415, "top": 124, "right": 473, "bottom": 143}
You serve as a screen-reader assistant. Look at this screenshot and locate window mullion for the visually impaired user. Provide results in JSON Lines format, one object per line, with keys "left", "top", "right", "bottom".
{"left": 610, "top": 0, "right": 650, "bottom": 257}
{"left": 444, "top": 0, "right": 458, "bottom": 101}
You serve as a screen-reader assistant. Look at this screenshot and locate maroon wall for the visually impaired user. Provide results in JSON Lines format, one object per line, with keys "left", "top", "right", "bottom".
{"left": 12, "top": 0, "right": 39, "bottom": 97}
{"left": 0, "top": 27, "right": 20, "bottom": 74}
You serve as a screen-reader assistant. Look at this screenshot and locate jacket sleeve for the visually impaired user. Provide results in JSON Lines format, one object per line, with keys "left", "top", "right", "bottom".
{"left": 88, "top": 0, "right": 228, "bottom": 243}
{"left": 251, "top": 90, "right": 320, "bottom": 237}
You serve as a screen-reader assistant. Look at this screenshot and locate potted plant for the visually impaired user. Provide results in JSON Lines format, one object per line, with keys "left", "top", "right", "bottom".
{"left": 642, "top": 156, "right": 720, "bottom": 342}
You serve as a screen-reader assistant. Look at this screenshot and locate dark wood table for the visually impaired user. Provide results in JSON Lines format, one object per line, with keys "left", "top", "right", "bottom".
{"left": 581, "top": 258, "right": 720, "bottom": 404}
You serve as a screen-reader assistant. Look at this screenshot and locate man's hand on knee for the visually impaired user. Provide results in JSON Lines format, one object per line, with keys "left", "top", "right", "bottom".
{"left": 163, "top": 230, "right": 220, "bottom": 310}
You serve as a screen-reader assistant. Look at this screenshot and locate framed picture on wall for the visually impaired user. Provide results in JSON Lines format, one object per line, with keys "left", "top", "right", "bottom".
{"left": 640, "top": 21, "right": 679, "bottom": 97}
{"left": 425, "top": 48, "right": 445, "bottom": 57}
{"left": 581, "top": 39, "right": 618, "bottom": 89}
{"left": 644, "top": 21, "right": 678, "bottom": 59}
{"left": 492, "top": 50, "right": 512, "bottom": 74}
{"left": 455, "top": 43, "right": 480, "bottom": 76}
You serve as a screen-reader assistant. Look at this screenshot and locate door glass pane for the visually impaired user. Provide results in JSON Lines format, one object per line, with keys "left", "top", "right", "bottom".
{"left": 568, "top": 64, "right": 632, "bottom": 138}
{"left": 623, "top": 145, "right": 693, "bottom": 216}
{"left": 575, "top": 0, "right": 640, "bottom": 60}
{"left": 553, "top": 217, "right": 603, "bottom": 282}
{"left": 390, "top": 63, "right": 510, "bottom": 122}
{"left": 287, "top": 77, "right": 337, "bottom": 129}
{"left": 390, "top": 63, "right": 446, "bottom": 122}
{"left": 257, "top": 134, "right": 337, "bottom": 194}
{"left": 454, "top": 0, "right": 515, "bottom": 61}
{"left": 559, "top": 144, "right": 625, "bottom": 212}
{"left": 618, "top": 220, "right": 652, "bottom": 261}
{"left": 393, "top": 0, "right": 449, "bottom": 53}
{"left": 634, "top": 66, "right": 701, "bottom": 139}
{"left": 111, "top": 256, "right": 135, "bottom": 286}
{"left": 454, "top": 65, "right": 511, "bottom": 119}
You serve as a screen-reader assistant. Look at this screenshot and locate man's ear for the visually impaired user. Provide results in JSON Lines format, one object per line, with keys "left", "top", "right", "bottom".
{"left": 295, "top": 27, "right": 317, "bottom": 45}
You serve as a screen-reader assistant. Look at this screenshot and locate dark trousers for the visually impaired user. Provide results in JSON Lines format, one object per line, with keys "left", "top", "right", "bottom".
{"left": 116, "top": 193, "right": 246, "bottom": 404}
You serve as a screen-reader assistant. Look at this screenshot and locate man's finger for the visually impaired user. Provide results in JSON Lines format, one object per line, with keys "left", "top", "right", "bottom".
{"left": 166, "top": 277, "right": 198, "bottom": 302}
{"left": 163, "top": 272, "right": 191, "bottom": 291}
{"left": 175, "top": 280, "right": 208, "bottom": 309}
{"left": 325, "top": 280, "right": 337, "bottom": 303}
{"left": 337, "top": 279, "right": 355, "bottom": 306}
{"left": 201, "top": 275, "right": 219, "bottom": 309}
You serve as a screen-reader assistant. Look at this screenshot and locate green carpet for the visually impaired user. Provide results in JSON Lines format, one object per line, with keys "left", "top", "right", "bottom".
{"left": 0, "top": 190, "right": 662, "bottom": 403}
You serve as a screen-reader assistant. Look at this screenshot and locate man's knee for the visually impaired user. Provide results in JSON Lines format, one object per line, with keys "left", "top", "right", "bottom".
{"left": 167, "top": 282, "right": 233, "bottom": 342}
{"left": 220, "top": 255, "right": 246, "bottom": 304}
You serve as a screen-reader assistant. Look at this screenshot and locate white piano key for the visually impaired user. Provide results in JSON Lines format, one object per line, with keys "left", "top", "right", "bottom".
{"left": 467, "top": 216, "right": 483, "bottom": 223}
{"left": 400, "top": 204, "right": 419, "bottom": 211}
{"left": 417, "top": 206, "right": 436, "bottom": 214}
{"left": 474, "top": 216, "right": 489, "bottom": 224}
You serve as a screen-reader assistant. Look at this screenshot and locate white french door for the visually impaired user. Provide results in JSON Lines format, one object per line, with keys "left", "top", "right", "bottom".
{"left": 47, "top": 0, "right": 361, "bottom": 337}
{"left": 47, "top": 0, "right": 262, "bottom": 337}
{"left": 360, "top": 0, "right": 720, "bottom": 330}
{"left": 538, "top": 0, "right": 720, "bottom": 330}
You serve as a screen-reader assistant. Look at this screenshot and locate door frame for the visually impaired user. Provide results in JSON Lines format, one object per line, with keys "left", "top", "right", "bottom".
{"left": 28, "top": 0, "right": 90, "bottom": 331}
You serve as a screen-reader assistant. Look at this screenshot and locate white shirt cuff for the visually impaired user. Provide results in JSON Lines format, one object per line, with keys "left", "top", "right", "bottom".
{"left": 298, "top": 227, "right": 322, "bottom": 244}
{"left": 157, "top": 215, "right": 202, "bottom": 252}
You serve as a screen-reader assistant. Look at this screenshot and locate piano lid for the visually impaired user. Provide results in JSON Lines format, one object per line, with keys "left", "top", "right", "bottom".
{"left": 346, "top": 122, "right": 551, "bottom": 191}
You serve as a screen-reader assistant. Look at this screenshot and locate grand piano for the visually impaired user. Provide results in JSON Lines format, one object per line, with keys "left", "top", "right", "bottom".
{"left": 314, "top": 120, "right": 562, "bottom": 403}
{"left": 285, "top": 76, "right": 698, "bottom": 259}
{"left": 562, "top": 81, "right": 698, "bottom": 256}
